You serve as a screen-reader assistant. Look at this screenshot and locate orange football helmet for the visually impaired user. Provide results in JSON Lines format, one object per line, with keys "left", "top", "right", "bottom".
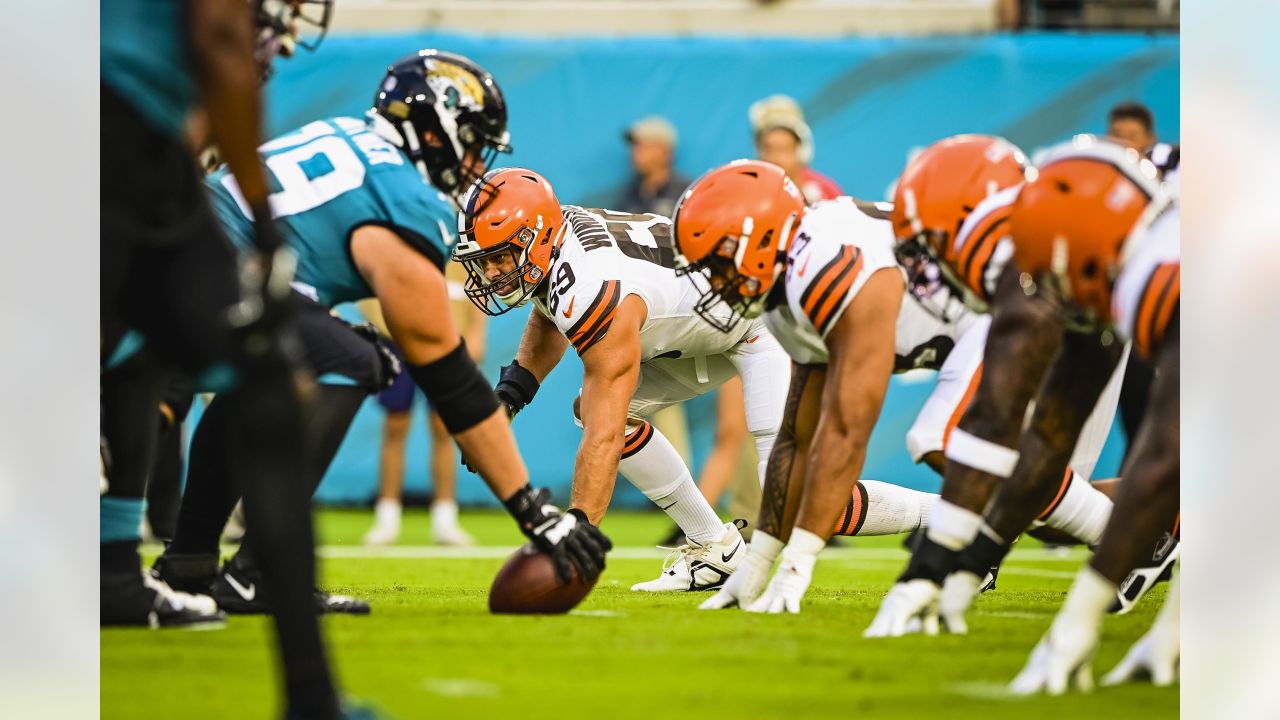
{"left": 672, "top": 160, "right": 807, "bottom": 332}
{"left": 892, "top": 134, "right": 1030, "bottom": 306}
{"left": 454, "top": 168, "right": 564, "bottom": 315}
{"left": 1009, "top": 136, "right": 1164, "bottom": 328}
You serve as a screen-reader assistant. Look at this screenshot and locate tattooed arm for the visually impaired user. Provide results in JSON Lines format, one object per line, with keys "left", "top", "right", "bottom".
{"left": 756, "top": 362, "right": 826, "bottom": 541}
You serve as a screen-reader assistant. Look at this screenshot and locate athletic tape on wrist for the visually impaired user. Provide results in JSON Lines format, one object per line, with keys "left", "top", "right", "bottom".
{"left": 945, "top": 428, "right": 1020, "bottom": 478}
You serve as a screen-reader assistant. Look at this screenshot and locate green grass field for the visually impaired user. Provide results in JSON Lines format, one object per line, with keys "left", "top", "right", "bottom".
{"left": 102, "top": 509, "right": 1175, "bottom": 719}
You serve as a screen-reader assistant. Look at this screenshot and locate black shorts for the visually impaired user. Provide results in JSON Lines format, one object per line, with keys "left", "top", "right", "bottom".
{"left": 100, "top": 82, "right": 243, "bottom": 375}
{"left": 293, "top": 293, "right": 390, "bottom": 392}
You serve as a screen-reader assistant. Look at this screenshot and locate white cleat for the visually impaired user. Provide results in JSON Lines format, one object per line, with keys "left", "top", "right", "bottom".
{"left": 631, "top": 522, "right": 744, "bottom": 592}
{"left": 430, "top": 522, "right": 475, "bottom": 547}
{"left": 363, "top": 523, "right": 401, "bottom": 547}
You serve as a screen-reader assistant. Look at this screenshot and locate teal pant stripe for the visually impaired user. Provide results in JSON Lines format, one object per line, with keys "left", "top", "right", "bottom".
{"left": 101, "top": 496, "right": 146, "bottom": 542}
{"left": 316, "top": 372, "right": 360, "bottom": 387}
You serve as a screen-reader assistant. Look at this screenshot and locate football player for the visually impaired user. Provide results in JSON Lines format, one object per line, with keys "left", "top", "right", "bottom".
{"left": 865, "top": 135, "right": 1149, "bottom": 636}
{"left": 151, "top": 52, "right": 611, "bottom": 610}
{"left": 101, "top": 0, "right": 341, "bottom": 714}
{"left": 671, "top": 160, "right": 1001, "bottom": 614}
{"left": 999, "top": 139, "right": 1180, "bottom": 693}
{"left": 454, "top": 168, "right": 791, "bottom": 591}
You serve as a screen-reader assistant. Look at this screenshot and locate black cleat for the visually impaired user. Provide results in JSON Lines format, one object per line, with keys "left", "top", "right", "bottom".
{"left": 150, "top": 552, "right": 219, "bottom": 595}
{"left": 212, "top": 553, "right": 371, "bottom": 615}
{"left": 102, "top": 570, "right": 226, "bottom": 629}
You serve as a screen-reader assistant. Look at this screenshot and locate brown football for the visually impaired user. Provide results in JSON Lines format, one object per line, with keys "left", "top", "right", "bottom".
{"left": 488, "top": 543, "right": 597, "bottom": 614}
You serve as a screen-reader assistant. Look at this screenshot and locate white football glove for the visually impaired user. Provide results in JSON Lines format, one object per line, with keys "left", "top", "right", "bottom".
{"left": 745, "top": 546, "right": 816, "bottom": 614}
{"left": 1008, "top": 610, "right": 1102, "bottom": 695}
{"left": 699, "top": 544, "right": 775, "bottom": 610}
{"left": 936, "top": 570, "right": 983, "bottom": 635}
{"left": 1103, "top": 573, "right": 1179, "bottom": 687}
{"left": 863, "top": 578, "right": 942, "bottom": 637}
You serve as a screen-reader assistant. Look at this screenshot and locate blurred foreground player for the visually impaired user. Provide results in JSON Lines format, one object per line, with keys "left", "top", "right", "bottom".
{"left": 454, "top": 168, "right": 778, "bottom": 591}
{"left": 1000, "top": 141, "right": 1180, "bottom": 693}
{"left": 153, "top": 52, "right": 610, "bottom": 604}
{"left": 101, "top": 0, "right": 346, "bottom": 716}
{"left": 865, "top": 135, "right": 1139, "bottom": 637}
{"left": 672, "top": 161, "right": 951, "bottom": 614}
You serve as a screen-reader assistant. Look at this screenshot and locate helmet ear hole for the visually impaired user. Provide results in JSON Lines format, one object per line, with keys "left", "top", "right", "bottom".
{"left": 1082, "top": 259, "right": 1099, "bottom": 279}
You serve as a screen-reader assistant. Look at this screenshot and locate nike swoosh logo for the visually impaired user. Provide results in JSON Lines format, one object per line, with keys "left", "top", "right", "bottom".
{"left": 721, "top": 540, "right": 742, "bottom": 563}
{"left": 658, "top": 501, "right": 678, "bottom": 511}
{"left": 225, "top": 573, "right": 256, "bottom": 602}
{"left": 562, "top": 297, "right": 575, "bottom": 318}
{"left": 797, "top": 256, "right": 811, "bottom": 277}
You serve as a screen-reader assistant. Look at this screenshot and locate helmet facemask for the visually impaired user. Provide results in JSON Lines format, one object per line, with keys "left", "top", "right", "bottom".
{"left": 456, "top": 222, "right": 550, "bottom": 316}
{"left": 677, "top": 236, "right": 768, "bottom": 334}
{"left": 254, "top": 0, "right": 333, "bottom": 82}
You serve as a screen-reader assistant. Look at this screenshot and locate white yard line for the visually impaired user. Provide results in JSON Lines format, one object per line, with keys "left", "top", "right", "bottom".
{"left": 317, "top": 545, "right": 1088, "bottom": 565}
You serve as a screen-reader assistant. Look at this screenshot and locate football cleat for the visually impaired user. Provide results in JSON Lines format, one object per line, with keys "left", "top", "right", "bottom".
{"left": 631, "top": 521, "right": 745, "bottom": 592}
{"left": 1110, "top": 533, "right": 1179, "bottom": 614}
{"left": 150, "top": 552, "right": 219, "bottom": 595}
{"left": 211, "top": 553, "right": 372, "bottom": 615}
{"left": 102, "top": 570, "right": 226, "bottom": 630}
{"left": 363, "top": 523, "right": 400, "bottom": 547}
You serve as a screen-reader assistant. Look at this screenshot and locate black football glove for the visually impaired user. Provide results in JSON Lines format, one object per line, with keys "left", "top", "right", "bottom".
{"left": 494, "top": 360, "right": 540, "bottom": 419}
{"left": 503, "top": 485, "right": 612, "bottom": 582}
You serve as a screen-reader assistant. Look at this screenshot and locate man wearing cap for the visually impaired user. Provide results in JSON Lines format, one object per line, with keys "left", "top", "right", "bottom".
{"left": 751, "top": 94, "right": 843, "bottom": 204}
{"left": 616, "top": 116, "right": 693, "bottom": 219}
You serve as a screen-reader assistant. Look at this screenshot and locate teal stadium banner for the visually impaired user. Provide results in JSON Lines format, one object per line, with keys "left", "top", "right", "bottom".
{"left": 257, "top": 31, "right": 1178, "bottom": 505}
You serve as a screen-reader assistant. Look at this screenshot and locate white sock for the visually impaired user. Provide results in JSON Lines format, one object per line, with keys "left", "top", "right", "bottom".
{"left": 619, "top": 421, "right": 724, "bottom": 546}
{"left": 926, "top": 498, "right": 983, "bottom": 550}
{"left": 375, "top": 498, "right": 402, "bottom": 529}
{"left": 430, "top": 499, "right": 457, "bottom": 528}
{"left": 846, "top": 480, "right": 938, "bottom": 536}
{"left": 1041, "top": 472, "right": 1113, "bottom": 546}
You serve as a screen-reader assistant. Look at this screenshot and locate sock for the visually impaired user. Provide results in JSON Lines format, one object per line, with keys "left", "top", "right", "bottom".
{"left": 429, "top": 499, "right": 456, "bottom": 528}
{"left": 1040, "top": 471, "right": 1113, "bottom": 546}
{"left": 833, "top": 480, "right": 937, "bottom": 536}
{"left": 926, "top": 498, "right": 983, "bottom": 550}
{"left": 169, "top": 395, "right": 244, "bottom": 555}
{"left": 618, "top": 421, "right": 724, "bottom": 546}
{"left": 101, "top": 496, "right": 146, "bottom": 543}
{"left": 376, "top": 498, "right": 403, "bottom": 529}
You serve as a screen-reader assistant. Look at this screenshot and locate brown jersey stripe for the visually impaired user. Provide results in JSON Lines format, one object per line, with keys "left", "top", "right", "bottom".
{"left": 1134, "top": 263, "right": 1176, "bottom": 359}
{"left": 811, "top": 250, "right": 864, "bottom": 335}
{"left": 1144, "top": 265, "right": 1180, "bottom": 360}
{"left": 799, "top": 246, "right": 854, "bottom": 319}
{"left": 620, "top": 421, "right": 654, "bottom": 459}
{"left": 568, "top": 280, "right": 621, "bottom": 353}
{"left": 956, "top": 211, "right": 1009, "bottom": 297}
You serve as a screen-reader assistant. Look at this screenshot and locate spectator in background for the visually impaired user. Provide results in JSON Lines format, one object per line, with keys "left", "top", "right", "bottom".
{"left": 750, "top": 94, "right": 842, "bottom": 203}
{"left": 359, "top": 263, "right": 486, "bottom": 546}
{"left": 1107, "top": 100, "right": 1177, "bottom": 172}
{"left": 615, "top": 116, "right": 691, "bottom": 218}
{"left": 1105, "top": 100, "right": 1177, "bottom": 462}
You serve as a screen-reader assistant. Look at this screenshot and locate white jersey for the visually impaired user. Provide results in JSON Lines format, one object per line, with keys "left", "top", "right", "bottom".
{"left": 1114, "top": 198, "right": 1180, "bottom": 359}
{"left": 532, "top": 206, "right": 755, "bottom": 358}
{"left": 764, "top": 197, "right": 979, "bottom": 368}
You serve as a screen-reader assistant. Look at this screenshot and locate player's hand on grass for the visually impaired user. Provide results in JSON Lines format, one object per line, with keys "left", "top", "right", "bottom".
{"left": 936, "top": 570, "right": 983, "bottom": 635}
{"left": 863, "top": 578, "right": 942, "bottom": 637}
{"left": 699, "top": 535, "right": 778, "bottom": 610}
{"left": 1103, "top": 574, "right": 1179, "bottom": 687}
{"left": 745, "top": 544, "right": 816, "bottom": 614}
{"left": 1008, "top": 614, "right": 1100, "bottom": 695}
{"left": 503, "top": 485, "right": 612, "bottom": 582}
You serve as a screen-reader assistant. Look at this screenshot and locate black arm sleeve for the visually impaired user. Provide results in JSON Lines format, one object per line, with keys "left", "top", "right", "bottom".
{"left": 405, "top": 340, "right": 500, "bottom": 433}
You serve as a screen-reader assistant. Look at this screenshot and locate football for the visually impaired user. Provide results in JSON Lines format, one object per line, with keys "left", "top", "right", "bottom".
{"left": 489, "top": 543, "right": 597, "bottom": 614}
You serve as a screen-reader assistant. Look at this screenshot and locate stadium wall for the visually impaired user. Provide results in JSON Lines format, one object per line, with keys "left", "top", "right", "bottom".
{"left": 260, "top": 31, "right": 1178, "bottom": 506}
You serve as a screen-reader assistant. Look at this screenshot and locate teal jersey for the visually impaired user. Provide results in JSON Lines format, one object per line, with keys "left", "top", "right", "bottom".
{"left": 101, "top": 0, "right": 196, "bottom": 138}
{"left": 206, "top": 116, "right": 457, "bottom": 308}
